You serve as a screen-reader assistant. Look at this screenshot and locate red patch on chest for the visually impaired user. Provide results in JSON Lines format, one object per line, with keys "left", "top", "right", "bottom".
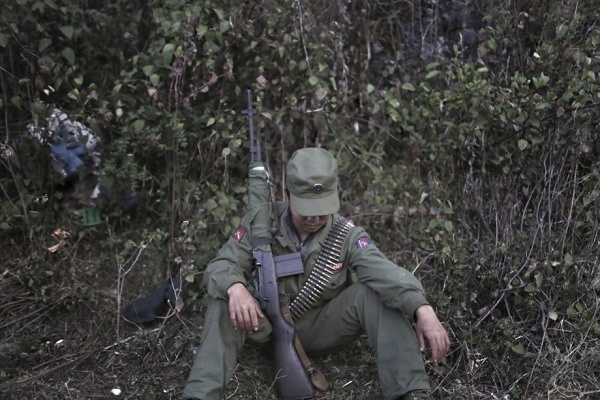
{"left": 331, "top": 262, "right": 344, "bottom": 271}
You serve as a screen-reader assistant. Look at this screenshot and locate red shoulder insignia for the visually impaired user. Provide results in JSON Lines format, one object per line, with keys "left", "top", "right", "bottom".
{"left": 232, "top": 225, "right": 246, "bottom": 243}
{"left": 356, "top": 236, "right": 371, "bottom": 248}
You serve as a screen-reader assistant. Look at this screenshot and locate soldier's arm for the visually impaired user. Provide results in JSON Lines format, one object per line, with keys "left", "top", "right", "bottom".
{"left": 344, "top": 226, "right": 429, "bottom": 318}
{"left": 203, "top": 215, "right": 256, "bottom": 300}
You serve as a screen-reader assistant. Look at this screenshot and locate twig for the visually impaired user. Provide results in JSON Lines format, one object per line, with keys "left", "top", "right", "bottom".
{"left": 295, "top": 1, "right": 311, "bottom": 74}
{"left": 472, "top": 256, "right": 532, "bottom": 330}
{"left": 112, "top": 231, "right": 156, "bottom": 345}
{"left": 103, "top": 327, "right": 160, "bottom": 351}
{"left": 0, "top": 350, "right": 93, "bottom": 390}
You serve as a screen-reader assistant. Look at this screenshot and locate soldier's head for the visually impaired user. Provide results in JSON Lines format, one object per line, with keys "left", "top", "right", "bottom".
{"left": 285, "top": 148, "right": 340, "bottom": 220}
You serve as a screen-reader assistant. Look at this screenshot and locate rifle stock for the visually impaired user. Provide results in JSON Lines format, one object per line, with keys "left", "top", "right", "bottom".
{"left": 254, "top": 249, "right": 314, "bottom": 400}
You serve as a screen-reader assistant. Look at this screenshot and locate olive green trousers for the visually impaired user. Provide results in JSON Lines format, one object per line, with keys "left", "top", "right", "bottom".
{"left": 182, "top": 283, "right": 430, "bottom": 400}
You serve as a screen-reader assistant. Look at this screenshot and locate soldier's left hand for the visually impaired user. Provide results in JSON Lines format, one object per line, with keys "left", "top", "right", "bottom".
{"left": 414, "top": 304, "right": 450, "bottom": 364}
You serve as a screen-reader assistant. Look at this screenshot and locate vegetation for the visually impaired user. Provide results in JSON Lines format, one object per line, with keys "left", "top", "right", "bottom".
{"left": 1, "top": 0, "right": 599, "bottom": 399}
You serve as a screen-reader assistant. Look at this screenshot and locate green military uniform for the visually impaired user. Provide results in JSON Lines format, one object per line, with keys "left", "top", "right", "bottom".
{"left": 183, "top": 202, "right": 431, "bottom": 400}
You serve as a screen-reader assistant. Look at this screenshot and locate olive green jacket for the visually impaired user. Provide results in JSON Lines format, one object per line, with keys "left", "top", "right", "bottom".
{"left": 203, "top": 202, "right": 429, "bottom": 318}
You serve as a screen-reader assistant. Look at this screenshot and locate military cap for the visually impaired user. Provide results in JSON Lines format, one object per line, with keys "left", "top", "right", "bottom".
{"left": 286, "top": 148, "right": 340, "bottom": 216}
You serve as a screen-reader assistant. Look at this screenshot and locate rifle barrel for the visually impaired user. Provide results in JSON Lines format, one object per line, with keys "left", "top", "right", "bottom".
{"left": 243, "top": 89, "right": 260, "bottom": 163}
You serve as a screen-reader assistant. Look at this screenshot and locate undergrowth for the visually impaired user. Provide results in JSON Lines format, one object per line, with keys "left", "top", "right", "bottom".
{"left": 1, "top": 0, "right": 600, "bottom": 399}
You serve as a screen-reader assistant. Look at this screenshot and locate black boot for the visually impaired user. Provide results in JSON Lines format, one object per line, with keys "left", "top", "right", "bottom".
{"left": 121, "top": 274, "right": 186, "bottom": 324}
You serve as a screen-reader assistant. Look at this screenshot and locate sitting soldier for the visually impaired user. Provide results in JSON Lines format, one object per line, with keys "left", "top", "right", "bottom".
{"left": 183, "top": 147, "right": 450, "bottom": 400}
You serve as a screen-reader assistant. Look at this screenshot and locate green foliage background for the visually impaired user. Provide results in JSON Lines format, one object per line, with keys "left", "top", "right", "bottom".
{"left": 1, "top": 0, "right": 599, "bottom": 398}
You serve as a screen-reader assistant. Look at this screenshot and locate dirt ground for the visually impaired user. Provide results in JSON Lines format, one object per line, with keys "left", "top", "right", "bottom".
{"left": 0, "top": 269, "right": 388, "bottom": 400}
{"left": 1, "top": 230, "right": 597, "bottom": 400}
{"left": 0, "top": 238, "right": 450, "bottom": 400}
{"left": 0, "top": 231, "right": 452, "bottom": 400}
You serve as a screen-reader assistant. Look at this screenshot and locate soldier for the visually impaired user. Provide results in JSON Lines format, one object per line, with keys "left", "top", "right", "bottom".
{"left": 183, "top": 147, "right": 450, "bottom": 400}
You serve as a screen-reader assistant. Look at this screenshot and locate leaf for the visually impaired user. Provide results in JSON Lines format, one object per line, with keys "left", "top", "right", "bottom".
{"left": 133, "top": 119, "right": 145, "bottom": 132}
{"left": 366, "top": 84, "right": 375, "bottom": 94}
{"left": 426, "top": 70, "right": 440, "bottom": 79}
{"left": 556, "top": 24, "right": 568, "bottom": 40}
{"left": 175, "top": 294, "right": 184, "bottom": 312}
{"left": 511, "top": 343, "right": 526, "bottom": 355}
{"left": 308, "top": 75, "right": 319, "bottom": 86}
{"left": 67, "top": 88, "right": 79, "bottom": 100}
{"left": 444, "top": 220, "right": 453, "bottom": 232}
{"left": 0, "top": 33, "right": 10, "bottom": 48}
{"left": 219, "top": 20, "right": 230, "bottom": 33}
{"left": 533, "top": 73, "right": 550, "bottom": 89}
{"left": 548, "top": 310, "right": 558, "bottom": 321}
{"left": 524, "top": 284, "right": 537, "bottom": 293}
{"left": 10, "top": 96, "right": 22, "bottom": 109}
{"left": 162, "top": 43, "right": 175, "bottom": 54}
{"left": 43, "top": 0, "right": 58, "bottom": 9}
{"left": 517, "top": 139, "right": 528, "bottom": 150}
{"left": 206, "top": 117, "right": 215, "bottom": 127}
{"left": 387, "top": 98, "right": 400, "bottom": 108}
{"left": 535, "top": 272, "right": 543, "bottom": 288}
{"left": 315, "top": 87, "right": 327, "bottom": 101}
{"left": 402, "top": 82, "right": 416, "bottom": 91}
{"left": 60, "top": 25, "right": 74, "bottom": 40}
{"left": 62, "top": 47, "right": 75, "bottom": 65}
{"left": 142, "top": 65, "right": 154, "bottom": 76}
{"left": 205, "top": 198, "right": 217, "bottom": 210}
{"left": 39, "top": 38, "right": 52, "bottom": 52}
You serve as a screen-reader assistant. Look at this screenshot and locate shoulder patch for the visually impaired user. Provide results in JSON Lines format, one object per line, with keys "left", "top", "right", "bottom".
{"left": 356, "top": 236, "right": 371, "bottom": 248}
{"left": 232, "top": 225, "right": 246, "bottom": 243}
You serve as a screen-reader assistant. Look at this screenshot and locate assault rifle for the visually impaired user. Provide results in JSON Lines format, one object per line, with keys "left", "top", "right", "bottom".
{"left": 243, "top": 90, "right": 314, "bottom": 400}
{"left": 253, "top": 250, "right": 313, "bottom": 400}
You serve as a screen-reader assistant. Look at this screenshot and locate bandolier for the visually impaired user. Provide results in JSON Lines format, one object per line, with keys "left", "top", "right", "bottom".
{"left": 290, "top": 216, "right": 355, "bottom": 320}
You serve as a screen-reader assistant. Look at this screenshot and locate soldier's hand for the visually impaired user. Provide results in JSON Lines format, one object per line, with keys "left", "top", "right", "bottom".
{"left": 414, "top": 304, "right": 450, "bottom": 364}
{"left": 226, "top": 282, "right": 264, "bottom": 334}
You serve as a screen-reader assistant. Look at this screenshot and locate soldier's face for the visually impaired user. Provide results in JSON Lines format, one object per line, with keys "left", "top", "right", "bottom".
{"left": 289, "top": 201, "right": 329, "bottom": 238}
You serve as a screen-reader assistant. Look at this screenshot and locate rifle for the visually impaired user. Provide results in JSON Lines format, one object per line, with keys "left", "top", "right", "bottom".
{"left": 243, "top": 90, "right": 314, "bottom": 400}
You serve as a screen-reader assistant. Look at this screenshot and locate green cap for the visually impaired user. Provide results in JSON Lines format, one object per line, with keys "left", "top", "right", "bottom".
{"left": 286, "top": 148, "right": 340, "bottom": 217}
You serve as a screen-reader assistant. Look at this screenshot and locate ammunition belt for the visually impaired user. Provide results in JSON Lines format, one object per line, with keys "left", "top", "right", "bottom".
{"left": 289, "top": 217, "right": 354, "bottom": 320}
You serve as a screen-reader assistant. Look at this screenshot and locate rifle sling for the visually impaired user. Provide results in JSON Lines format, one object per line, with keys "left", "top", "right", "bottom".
{"left": 279, "top": 281, "right": 329, "bottom": 392}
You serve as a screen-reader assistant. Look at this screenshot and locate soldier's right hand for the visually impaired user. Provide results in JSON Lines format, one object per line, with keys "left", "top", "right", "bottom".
{"left": 226, "top": 282, "right": 264, "bottom": 333}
